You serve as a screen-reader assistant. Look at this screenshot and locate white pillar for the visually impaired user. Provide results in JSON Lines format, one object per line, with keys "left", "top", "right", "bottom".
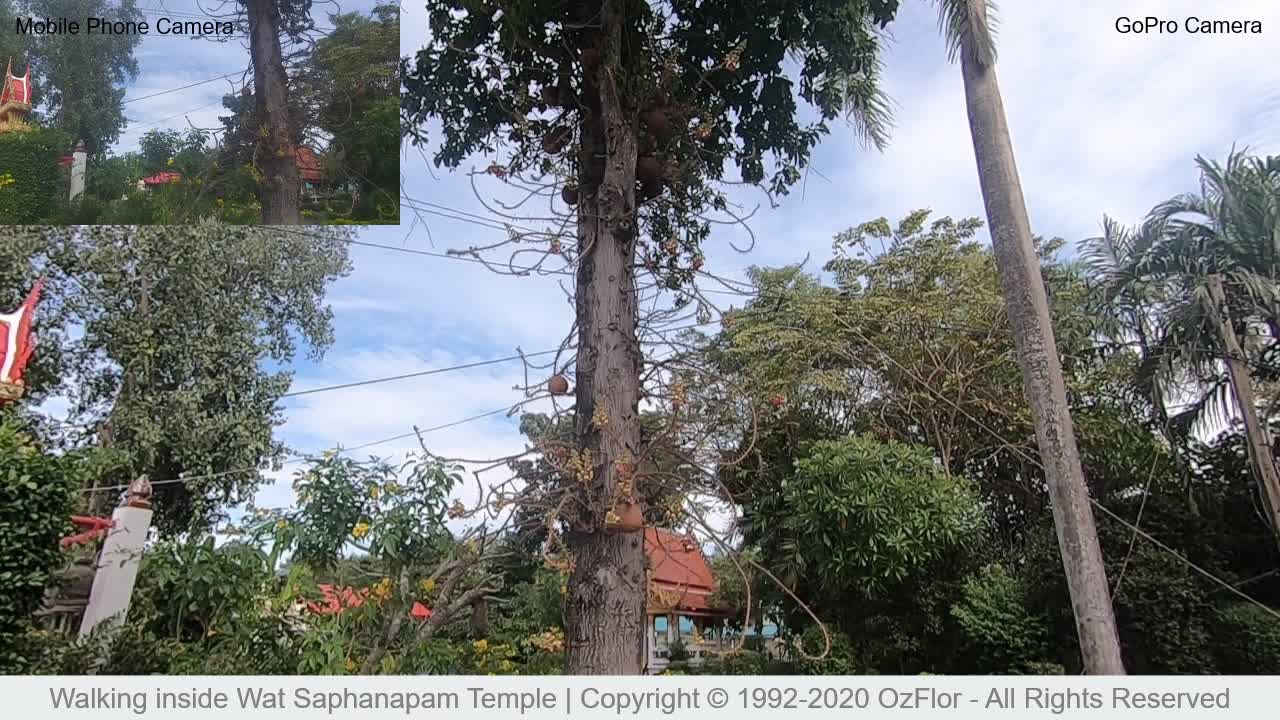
{"left": 69, "top": 140, "right": 87, "bottom": 201}
{"left": 79, "top": 482, "right": 152, "bottom": 640}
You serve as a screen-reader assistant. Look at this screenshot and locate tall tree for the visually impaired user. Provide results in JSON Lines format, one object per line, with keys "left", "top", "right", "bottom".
{"left": 22, "top": 0, "right": 142, "bottom": 155}
{"left": 1093, "top": 152, "right": 1280, "bottom": 541}
{"left": 292, "top": 3, "right": 398, "bottom": 217}
{"left": 934, "top": 0, "right": 1124, "bottom": 673}
{"left": 7, "top": 224, "right": 352, "bottom": 534}
{"left": 404, "top": 0, "right": 901, "bottom": 673}
{"left": 246, "top": 0, "right": 303, "bottom": 223}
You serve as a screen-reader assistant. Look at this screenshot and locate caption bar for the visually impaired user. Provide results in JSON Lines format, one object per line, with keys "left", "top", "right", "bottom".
{"left": 3, "top": 676, "right": 1267, "bottom": 719}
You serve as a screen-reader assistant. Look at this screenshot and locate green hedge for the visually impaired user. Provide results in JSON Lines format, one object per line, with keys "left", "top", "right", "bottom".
{"left": 0, "top": 128, "right": 70, "bottom": 223}
{"left": 0, "top": 422, "right": 77, "bottom": 671}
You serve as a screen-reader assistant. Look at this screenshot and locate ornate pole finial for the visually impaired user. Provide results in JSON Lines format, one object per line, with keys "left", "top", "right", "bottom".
{"left": 124, "top": 474, "right": 153, "bottom": 509}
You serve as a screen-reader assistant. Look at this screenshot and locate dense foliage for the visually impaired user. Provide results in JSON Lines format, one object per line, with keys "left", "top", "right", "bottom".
{"left": 4, "top": 225, "right": 352, "bottom": 534}
{"left": 0, "top": 422, "right": 78, "bottom": 670}
{"left": 0, "top": 128, "right": 70, "bottom": 222}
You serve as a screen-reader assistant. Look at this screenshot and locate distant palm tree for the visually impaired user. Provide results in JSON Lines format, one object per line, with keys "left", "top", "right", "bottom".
{"left": 1093, "top": 153, "right": 1280, "bottom": 438}
{"left": 932, "top": 0, "right": 1125, "bottom": 674}
{"left": 1090, "top": 152, "right": 1280, "bottom": 544}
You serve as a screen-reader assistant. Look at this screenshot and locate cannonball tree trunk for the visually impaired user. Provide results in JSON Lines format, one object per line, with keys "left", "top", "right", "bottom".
{"left": 246, "top": 0, "right": 302, "bottom": 224}
{"left": 563, "top": 0, "right": 647, "bottom": 675}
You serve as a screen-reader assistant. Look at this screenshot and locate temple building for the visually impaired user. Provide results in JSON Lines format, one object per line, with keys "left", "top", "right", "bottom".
{"left": 644, "top": 528, "right": 733, "bottom": 673}
{"left": 0, "top": 60, "right": 33, "bottom": 133}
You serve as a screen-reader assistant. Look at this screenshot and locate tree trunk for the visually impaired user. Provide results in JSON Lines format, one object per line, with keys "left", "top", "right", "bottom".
{"left": 958, "top": 2, "right": 1125, "bottom": 675}
{"left": 246, "top": 0, "right": 302, "bottom": 224}
{"left": 1206, "top": 274, "right": 1280, "bottom": 547}
{"left": 562, "top": 0, "right": 646, "bottom": 675}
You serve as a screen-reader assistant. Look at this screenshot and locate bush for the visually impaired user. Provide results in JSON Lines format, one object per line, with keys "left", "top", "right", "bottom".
{"left": 668, "top": 637, "right": 690, "bottom": 661}
{"left": 794, "top": 626, "right": 863, "bottom": 675}
{"left": 0, "top": 423, "right": 77, "bottom": 672}
{"left": 951, "top": 564, "right": 1053, "bottom": 674}
{"left": 719, "top": 649, "right": 766, "bottom": 675}
{"left": 0, "top": 128, "right": 70, "bottom": 222}
{"left": 1215, "top": 603, "right": 1280, "bottom": 674}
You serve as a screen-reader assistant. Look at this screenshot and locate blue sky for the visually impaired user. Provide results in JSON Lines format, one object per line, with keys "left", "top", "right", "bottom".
{"left": 109, "top": 0, "right": 385, "bottom": 153}
{"left": 91, "top": 1, "right": 1280, "bottom": 514}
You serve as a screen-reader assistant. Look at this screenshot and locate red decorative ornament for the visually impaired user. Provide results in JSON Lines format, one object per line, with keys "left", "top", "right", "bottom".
{"left": 0, "top": 278, "right": 44, "bottom": 403}
{"left": 769, "top": 394, "right": 786, "bottom": 409}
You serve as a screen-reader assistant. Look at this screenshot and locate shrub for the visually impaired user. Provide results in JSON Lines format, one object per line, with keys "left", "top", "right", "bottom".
{"left": 0, "top": 423, "right": 77, "bottom": 671}
{"left": 951, "top": 564, "right": 1053, "bottom": 674}
{"left": 794, "top": 626, "right": 863, "bottom": 675}
{"left": 0, "top": 128, "right": 70, "bottom": 222}
{"left": 1215, "top": 603, "right": 1280, "bottom": 674}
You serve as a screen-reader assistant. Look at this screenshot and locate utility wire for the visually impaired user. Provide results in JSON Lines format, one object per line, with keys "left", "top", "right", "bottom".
{"left": 281, "top": 349, "right": 560, "bottom": 398}
{"left": 122, "top": 71, "right": 245, "bottom": 104}
{"left": 81, "top": 406, "right": 522, "bottom": 495}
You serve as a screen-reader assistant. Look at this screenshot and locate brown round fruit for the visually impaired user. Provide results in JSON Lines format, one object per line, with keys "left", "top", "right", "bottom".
{"left": 561, "top": 185, "right": 579, "bottom": 206}
{"left": 643, "top": 109, "right": 671, "bottom": 139}
{"left": 548, "top": 375, "right": 571, "bottom": 395}
{"left": 636, "top": 155, "right": 661, "bottom": 182}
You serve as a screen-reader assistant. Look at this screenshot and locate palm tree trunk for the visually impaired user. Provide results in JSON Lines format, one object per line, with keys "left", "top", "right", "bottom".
{"left": 1206, "top": 274, "right": 1280, "bottom": 547}
{"left": 957, "top": 0, "right": 1124, "bottom": 675}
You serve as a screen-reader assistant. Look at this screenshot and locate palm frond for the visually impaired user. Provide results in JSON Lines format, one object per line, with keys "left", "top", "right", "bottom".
{"left": 934, "top": 0, "right": 999, "bottom": 68}
{"left": 833, "top": 51, "right": 895, "bottom": 151}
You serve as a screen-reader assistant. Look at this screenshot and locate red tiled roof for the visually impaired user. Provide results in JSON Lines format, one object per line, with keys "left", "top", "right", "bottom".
{"left": 0, "top": 62, "right": 31, "bottom": 106}
{"left": 645, "top": 528, "right": 727, "bottom": 615}
{"left": 296, "top": 147, "right": 323, "bottom": 182}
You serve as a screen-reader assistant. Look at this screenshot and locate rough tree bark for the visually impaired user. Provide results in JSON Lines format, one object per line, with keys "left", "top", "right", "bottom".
{"left": 562, "top": 0, "right": 647, "bottom": 675}
{"left": 958, "top": 0, "right": 1125, "bottom": 675}
{"left": 246, "top": 0, "right": 302, "bottom": 224}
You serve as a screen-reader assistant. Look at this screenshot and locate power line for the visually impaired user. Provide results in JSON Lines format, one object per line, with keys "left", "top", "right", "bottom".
{"left": 128, "top": 98, "right": 226, "bottom": 131}
{"left": 122, "top": 70, "right": 245, "bottom": 105}
{"left": 280, "top": 349, "right": 560, "bottom": 398}
{"left": 80, "top": 405, "right": 523, "bottom": 495}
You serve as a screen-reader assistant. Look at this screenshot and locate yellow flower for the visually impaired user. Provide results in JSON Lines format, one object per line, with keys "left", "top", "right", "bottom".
{"left": 419, "top": 578, "right": 436, "bottom": 594}
{"left": 368, "top": 485, "right": 381, "bottom": 499}
{"left": 352, "top": 521, "right": 370, "bottom": 539}
{"left": 344, "top": 658, "right": 356, "bottom": 672}
{"left": 501, "top": 660, "right": 513, "bottom": 672}
{"left": 473, "top": 639, "right": 489, "bottom": 653}
{"left": 166, "top": 157, "right": 174, "bottom": 166}
{"left": 384, "top": 482, "right": 400, "bottom": 495}
{"left": 275, "top": 519, "right": 288, "bottom": 530}
{"left": 372, "top": 576, "right": 393, "bottom": 601}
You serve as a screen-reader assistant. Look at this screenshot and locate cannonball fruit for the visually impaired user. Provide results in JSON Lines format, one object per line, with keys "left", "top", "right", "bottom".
{"left": 561, "top": 185, "right": 579, "bottom": 205}
{"left": 549, "top": 375, "right": 571, "bottom": 395}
